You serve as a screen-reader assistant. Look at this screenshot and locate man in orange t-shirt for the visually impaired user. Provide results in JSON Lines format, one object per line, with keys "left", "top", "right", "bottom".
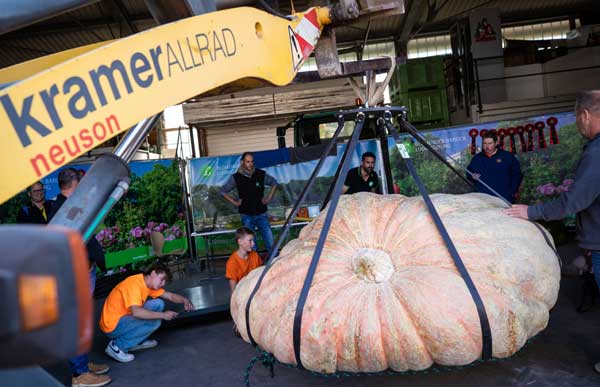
{"left": 100, "top": 262, "right": 194, "bottom": 363}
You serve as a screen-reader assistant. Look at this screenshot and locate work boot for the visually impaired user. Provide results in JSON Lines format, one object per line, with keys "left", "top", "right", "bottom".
{"left": 71, "top": 372, "right": 111, "bottom": 387}
{"left": 88, "top": 362, "right": 110, "bottom": 375}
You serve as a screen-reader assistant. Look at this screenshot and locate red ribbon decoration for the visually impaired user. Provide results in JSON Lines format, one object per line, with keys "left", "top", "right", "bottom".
{"left": 480, "top": 129, "right": 488, "bottom": 150}
{"left": 525, "top": 124, "right": 534, "bottom": 151}
{"left": 507, "top": 127, "right": 517, "bottom": 153}
{"left": 535, "top": 121, "right": 547, "bottom": 149}
{"left": 469, "top": 129, "right": 479, "bottom": 155}
{"left": 516, "top": 126, "right": 527, "bottom": 153}
{"left": 497, "top": 128, "right": 506, "bottom": 150}
{"left": 547, "top": 116, "right": 559, "bottom": 145}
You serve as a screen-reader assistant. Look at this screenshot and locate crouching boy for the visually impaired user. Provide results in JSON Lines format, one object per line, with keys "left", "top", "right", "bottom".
{"left": 226, "top": 227, "right": 263, "bottom": 333}
{"left": 100, "top": 262, "right": 194, "bottom": 362}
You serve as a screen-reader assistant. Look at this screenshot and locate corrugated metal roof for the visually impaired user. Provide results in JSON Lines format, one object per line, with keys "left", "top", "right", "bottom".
{"left": 434, "top": 0, "right": 590, "bottom": 22}
{"left": 336, "top": 0, "right": 593, "bottom": 43}
{"left": 0, "top": 0, "right": 593, "bottom": 69}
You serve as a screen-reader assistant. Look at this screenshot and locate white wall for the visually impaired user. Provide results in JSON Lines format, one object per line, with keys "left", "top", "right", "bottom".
{"left": 505, "top": 63, "right": 545, "bottom": 100}
{"left": 543, "top": 46, "right": 600, "bottom": 96}
{"left": 204, "top": 118, "right": 292, "bottom": 156}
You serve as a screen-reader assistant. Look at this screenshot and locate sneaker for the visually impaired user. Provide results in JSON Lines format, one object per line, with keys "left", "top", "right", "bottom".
{"left": 71, "top": 372, "right": 111, "bottom": 387}
{"left": 88, "top": 362, "right": 110, "bottom": 375}
{"left": 594, "top": 362, "right": 600, "bottom": 374}
{"left": 129, "top": 339, "right": 158, "bottom": 352}
{"left": 105, "top": 340, "right": 134, "bottom": 363}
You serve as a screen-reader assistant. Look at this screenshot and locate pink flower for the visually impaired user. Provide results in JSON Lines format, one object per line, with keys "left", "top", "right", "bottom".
{"left": 130, "top": 226, "right": 144, "bottom": 239}
{"left": 537, "top": 183, "right": 556, "bottom": 196}
{"left": 165, "top": 234, "right": 176, "bottom": 241}
{"left": 96, "top": 227, "right": 117, "bottom": 248}
{"left": 170, "top": 225, "right": 183, "bottom": 238}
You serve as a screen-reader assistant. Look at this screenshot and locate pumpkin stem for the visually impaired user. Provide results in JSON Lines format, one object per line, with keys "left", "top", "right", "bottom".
{"left": 351, "top": 248, "right": 394, "bottom": 283}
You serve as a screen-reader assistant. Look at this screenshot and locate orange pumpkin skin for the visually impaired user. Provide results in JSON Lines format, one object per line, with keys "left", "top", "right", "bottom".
{"left": 231, "top": 193, "right": 560, "bottom": 374}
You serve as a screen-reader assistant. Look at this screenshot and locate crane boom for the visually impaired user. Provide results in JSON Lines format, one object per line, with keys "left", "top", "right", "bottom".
{"left": 0, "top": 6, "right": 330, "bottom": 203}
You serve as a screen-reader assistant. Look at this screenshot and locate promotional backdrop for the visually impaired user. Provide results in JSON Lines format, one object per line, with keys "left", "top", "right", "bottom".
{"left": 189, "top": 140, "right": 383, "bottom": 233}
{"left": 1, "top": 110, "right": 583, "bottom": 265}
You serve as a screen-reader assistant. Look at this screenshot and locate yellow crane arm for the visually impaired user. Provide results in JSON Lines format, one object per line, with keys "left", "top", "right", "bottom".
{"left": 0, "top": 6, "right": 331, "bottom": 203}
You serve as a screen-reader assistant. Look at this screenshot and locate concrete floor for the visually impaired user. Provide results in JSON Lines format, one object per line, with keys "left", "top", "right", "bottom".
{"left": 44, "top": 244, "right": 600, "bottom": 387}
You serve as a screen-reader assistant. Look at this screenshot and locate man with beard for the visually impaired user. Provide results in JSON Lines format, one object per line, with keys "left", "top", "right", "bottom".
{"left": 343, "top": 152, "right": 380, "bottom": 195}
{"left": 467, "top": 131, "right": 523, "bottom": 203}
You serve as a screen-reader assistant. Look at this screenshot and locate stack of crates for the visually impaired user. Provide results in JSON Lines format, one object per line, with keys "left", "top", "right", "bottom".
{"left": 389, "top": 56, "right": 449, "bottom": 130}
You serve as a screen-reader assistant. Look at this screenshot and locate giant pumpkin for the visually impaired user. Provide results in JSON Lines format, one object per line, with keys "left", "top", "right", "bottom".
{"left": 231, "top": 193, "right": 560, "bottom": 373}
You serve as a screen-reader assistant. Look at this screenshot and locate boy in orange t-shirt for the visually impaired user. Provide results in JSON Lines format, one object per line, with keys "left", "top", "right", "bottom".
{"left": 226, "top": 227, "right": 263, "bottom": 333}
{"left": 226, "top": 227, "right": 263, "bottom": 292}
{"left": 100, "top": 262, "right": 194, "bottom": 363}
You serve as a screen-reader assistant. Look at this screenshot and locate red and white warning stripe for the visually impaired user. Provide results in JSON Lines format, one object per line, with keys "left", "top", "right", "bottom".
{"left": 294, "top": 8, "right": 321, "bottom": 59}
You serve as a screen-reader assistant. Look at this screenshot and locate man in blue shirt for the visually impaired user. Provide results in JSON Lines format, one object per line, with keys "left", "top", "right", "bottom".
{"left": 467, "top": 131, "right": 523, "bottom": 203}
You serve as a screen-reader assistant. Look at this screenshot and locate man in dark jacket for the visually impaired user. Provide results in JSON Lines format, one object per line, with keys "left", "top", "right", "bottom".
{"left": 16, "top": 181, "right": 52, "bottom": 224}
{"left": 467, "top": 131, "right": 523, "bottom": 203}
{"left": 220, "top": 152, "right": 278, "bottom": 252}
{"left": 48, "top": 167, "right": 112, "bottom": 387}
{"left": 505, "top": 90, "right": 600, "bottom": 374}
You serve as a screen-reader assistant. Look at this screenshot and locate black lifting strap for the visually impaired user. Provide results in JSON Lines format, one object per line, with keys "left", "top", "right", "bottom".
{"left": 244, "top": 115, "right": 348, "bottom": 347}
{"left": 292, "top": 113, "right": 366, "bottom": 370}
{"left": 384, "top": 114, "right": 493, "bottom": 361}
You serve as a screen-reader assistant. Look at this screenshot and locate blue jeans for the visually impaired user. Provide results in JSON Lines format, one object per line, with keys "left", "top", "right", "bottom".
{"left": 106, "top": 298, "right": 164, "bottom": 352}
{"left": 591, "top": 251, "right": 600, "bottom": 293}
{"left": 241, "top": 213, "right": 274, "bottom": 253}
{"left": 69, "top": 269, "right": 96, "bottom": 375}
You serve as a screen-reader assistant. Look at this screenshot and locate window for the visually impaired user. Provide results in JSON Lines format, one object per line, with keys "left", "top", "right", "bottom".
{"left": 502, "top": 19, "right": 579, "bottom": 41}
{"left": 362, "top": 41, "right": 395, "bottom": 60}
{"left": 407, "top": 35, "right": 452, "bottom": 59}
{"left": 318, "top": 121, "right": 355, "bottom": 139}
{"left": 300, "top": 18, "right": 580, "bottom": 67}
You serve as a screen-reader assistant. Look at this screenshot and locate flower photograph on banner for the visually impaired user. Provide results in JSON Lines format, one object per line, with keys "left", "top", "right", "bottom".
{"left": 96, "top": 219, "right": 186, "bottom": 253}
{"left": 96, "top": 160, "right": 187, "bottom": 268}
{"left": 0, "top": 159, "right": 188, "bottom": 271}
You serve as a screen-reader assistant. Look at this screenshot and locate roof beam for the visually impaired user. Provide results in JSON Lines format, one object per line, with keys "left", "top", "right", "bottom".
{"left": 0, "top": 15, "right": 153, "bottom": 39}
{"left": 0, "top": 0, "right": 101, "bottom": 35}
{"left": 110, "top": 0, "right": 139, "bottom": 34}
